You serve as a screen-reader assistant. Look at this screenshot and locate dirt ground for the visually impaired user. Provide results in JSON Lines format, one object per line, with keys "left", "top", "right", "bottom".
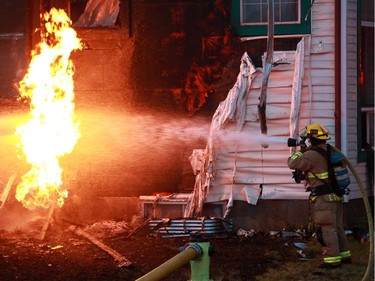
{"left": 0, "top": 215, "right": 372, "bottom": 281}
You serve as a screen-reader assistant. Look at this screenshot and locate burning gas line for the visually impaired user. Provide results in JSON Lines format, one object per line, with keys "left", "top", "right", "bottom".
{"left": 15, "top": 8, "right": 82, "bottom": 210}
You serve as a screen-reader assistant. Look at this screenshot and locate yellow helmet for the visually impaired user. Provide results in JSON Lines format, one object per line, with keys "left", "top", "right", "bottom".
{"left": 304, "top": 123, "right": 331, "bottom": 140}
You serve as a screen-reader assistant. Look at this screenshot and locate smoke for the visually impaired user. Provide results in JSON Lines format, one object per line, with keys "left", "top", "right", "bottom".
{"left": 0, "top": 200, "right": 47, "bottom": 232}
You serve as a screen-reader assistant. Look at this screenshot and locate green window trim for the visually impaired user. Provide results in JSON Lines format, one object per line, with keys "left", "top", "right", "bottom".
{"left": 230, "top": 0, "right": 311, "bottom": 37}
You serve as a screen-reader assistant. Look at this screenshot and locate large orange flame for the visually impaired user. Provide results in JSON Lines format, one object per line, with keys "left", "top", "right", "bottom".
{"left": 15, "top": 8, "right": 82, "bottom": 210}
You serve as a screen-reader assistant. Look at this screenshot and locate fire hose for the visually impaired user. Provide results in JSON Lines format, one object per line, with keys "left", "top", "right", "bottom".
{"left": 135, "top": 239, "right": 212, "bottom": 281}
{"left": 332, "top": 146, "right": 374, "bottom": 281}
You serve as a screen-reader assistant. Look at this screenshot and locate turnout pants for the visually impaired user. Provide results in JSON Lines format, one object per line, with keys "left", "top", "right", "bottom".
{"left": 313, "top": 193, "right": 350, "bottom": 264}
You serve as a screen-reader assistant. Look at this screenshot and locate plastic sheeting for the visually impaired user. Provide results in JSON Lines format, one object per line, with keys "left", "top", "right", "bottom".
{"left": 74, "top": 0, "right": 120, "bottom": 28}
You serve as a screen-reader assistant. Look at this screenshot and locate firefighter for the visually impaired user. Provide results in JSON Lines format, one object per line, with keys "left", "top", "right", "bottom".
{"left": 287, "top": 123, "right": 351, "bottom": 269}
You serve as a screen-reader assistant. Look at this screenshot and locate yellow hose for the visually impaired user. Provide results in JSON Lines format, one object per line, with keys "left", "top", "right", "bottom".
{"left": 332, "top": 146, "right": 374, "bottom": 281}
{"left": 135, "top": 246, "right": 201, "bottom": 281}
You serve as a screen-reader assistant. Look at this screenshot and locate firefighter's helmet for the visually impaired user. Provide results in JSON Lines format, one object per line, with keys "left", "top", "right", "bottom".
{"left": 302, "top": 123, "right": 331, "bottom": 140}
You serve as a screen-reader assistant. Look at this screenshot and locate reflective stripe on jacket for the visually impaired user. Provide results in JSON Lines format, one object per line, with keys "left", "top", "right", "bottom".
{"left": 307, "top": 171, "right": 329, "bottom": 180}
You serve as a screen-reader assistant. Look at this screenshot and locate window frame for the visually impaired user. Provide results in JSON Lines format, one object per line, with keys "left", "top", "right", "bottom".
{"left": 230, "top": 0, "right": 311, "bottom": 37}
{"left": 241, "top": 0, "right": 300, "bottom": 26}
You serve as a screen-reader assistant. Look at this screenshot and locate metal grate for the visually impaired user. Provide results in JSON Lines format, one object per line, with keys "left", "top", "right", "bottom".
{"left": 148, "top": 218, "right": 233, "bottom": 237}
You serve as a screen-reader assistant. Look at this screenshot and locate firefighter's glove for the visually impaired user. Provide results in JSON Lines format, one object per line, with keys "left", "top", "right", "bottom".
{"left": 292, "top": 169, "right": 305, "bottom": 183}
{"left": 299, "top": 146, "right": 307, "bottom": 153}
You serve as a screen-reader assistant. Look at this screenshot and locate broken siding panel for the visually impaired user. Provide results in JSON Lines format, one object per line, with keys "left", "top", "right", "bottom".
{"left": 246, "top": 103, "right": 290, "bottom": 120}
{"left": 246, "top": 87, "right": 292, "bottom": 105}
{"left": 251, "top": 76, "right": 293, "bottom": 88}
{"left": 247, "top": 92, "right": 291, "bottom": 105}
{"left": 242, "top": 120, "right": 289, "bottom": 136}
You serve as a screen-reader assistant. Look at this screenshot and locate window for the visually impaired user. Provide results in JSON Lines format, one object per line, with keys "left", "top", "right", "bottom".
{"left": 242, "top": 0, "right": 299, "bottom": 25}
{"left": 231, "top": 0, "right": 310, "bottom": 37}
{"left": 70, "top": 0, "right": 121, "bottom": 28}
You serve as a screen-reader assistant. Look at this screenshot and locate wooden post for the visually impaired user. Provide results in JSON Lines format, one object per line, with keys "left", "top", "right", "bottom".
{"left": 37, "top": 199, "right": 57, "bottom": 240}
{"left": 258, "top": 0, "right": 274, "bottom": 137}
{"left": 69, "top": 226, "right": 132, "bottom": 267}
{"left": 0, "top": 173, "right": 17, "bottom": 209}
